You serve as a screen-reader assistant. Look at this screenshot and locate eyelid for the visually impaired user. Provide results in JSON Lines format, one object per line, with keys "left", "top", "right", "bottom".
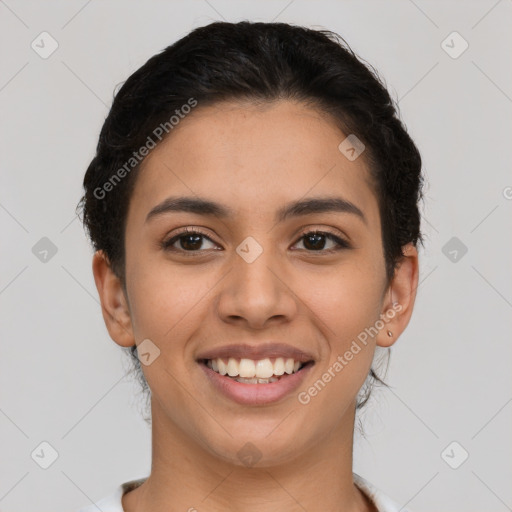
{"left": 292, "top": 226, "right": 351, "bottom": 251}
{"left": 295, "top": 225, "right": 350, "bottom": 242}
{"left": 162, "top": 226, "right": 217, "bottom": 247}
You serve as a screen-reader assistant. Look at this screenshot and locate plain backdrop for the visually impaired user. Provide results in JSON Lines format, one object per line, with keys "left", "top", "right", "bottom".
{"left": 1, "top": 1, "right": 511, "bottom": 511}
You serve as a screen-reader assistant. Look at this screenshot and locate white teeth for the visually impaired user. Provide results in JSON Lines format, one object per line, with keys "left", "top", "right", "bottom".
{"left": 227, "top": 357, "right": 238, "bottom": 377}
{"left": 217, "top": 358, "right": 228, "bottom": 375}
{"left": 205, "top": 356, "right": 305, "bottom": 379}
{"left": 239, "top": 358, "right": 256, "bottom": 378}
{"left": 236, "top": 377, "right": 258, "bottom": 384}
{"left": 274, "top": 357, "right": 285, "bottom": 375}
{"left": 235, "top": 376, "right": 279, "bottom": 384}
{"left": 255, "top": 358, "right": 274, "bottom": 378}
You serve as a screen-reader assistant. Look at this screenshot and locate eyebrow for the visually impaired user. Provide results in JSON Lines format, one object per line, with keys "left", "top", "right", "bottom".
{"left": 145, "top": 195, "right": 367, "bottom": 225}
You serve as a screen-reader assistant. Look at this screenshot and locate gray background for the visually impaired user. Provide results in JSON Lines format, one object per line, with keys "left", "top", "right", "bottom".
{"left": 1, "top": 1, "right": 511, "bottom": 511}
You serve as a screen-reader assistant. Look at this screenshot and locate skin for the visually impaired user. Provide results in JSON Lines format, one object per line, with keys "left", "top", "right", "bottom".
{"left": 92, "top": 99, "right": 419, "bottom": 512}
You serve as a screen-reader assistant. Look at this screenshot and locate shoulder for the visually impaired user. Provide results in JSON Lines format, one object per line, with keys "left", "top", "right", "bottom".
{"left": 353, "top": 473, "right": 414, "bottom": 512}
{"left": 75, "top": 477, "right": 147, "bottom": 512}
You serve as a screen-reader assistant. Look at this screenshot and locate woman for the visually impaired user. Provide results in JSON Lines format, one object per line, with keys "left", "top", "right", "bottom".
{"left": 77, "top": 20, "right": 422, "bottom": 512}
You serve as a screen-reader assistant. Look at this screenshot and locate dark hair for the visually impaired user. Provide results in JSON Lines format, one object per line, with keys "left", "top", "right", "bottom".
{"left": 77, "top": 21, "right": 424, "bottom": 422}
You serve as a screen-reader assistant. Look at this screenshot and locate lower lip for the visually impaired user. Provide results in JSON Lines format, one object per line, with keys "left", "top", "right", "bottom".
{"left": 199, "top": 361, "right": 314, "bottom": 406}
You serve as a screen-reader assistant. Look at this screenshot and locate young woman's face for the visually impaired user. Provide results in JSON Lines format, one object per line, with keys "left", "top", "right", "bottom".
{"left": 114, "top": 100, "right": 407, "bottom": 465}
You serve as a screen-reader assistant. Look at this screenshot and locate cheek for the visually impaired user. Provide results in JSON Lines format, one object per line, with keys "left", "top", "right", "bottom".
{"left": 299, "top": 258, "right": 384, "bottom": 372}
{"left": 126, "top": 258, "right": 215, "bottom": 347}
{"left": 125, "top": 264, "right": 210, "bottom": 400}
{"left": 305, "top": 258, "right": 383, "bottom": 328}
{"left": 297, "top": 274, "right": 381, "bottom": 416}
{"left": 129, "top": 277, "right": 184, "bottom": 336}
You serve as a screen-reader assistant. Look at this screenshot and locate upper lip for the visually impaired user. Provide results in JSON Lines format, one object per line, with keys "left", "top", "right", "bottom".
{"left": 196, "top": 343, "right": 315, "bottom": 363}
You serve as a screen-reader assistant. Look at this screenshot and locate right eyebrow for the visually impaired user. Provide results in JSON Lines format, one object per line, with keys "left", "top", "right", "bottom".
{"left": 145, "top": 196, "right": 234, "bottom": 223}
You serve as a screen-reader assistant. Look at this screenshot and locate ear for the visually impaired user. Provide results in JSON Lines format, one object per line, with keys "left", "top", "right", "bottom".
{"left": 376, "top": 243, "right": 419, "bottom": 347}
{"left": 92, "top": 250, "right": 135, "bottom": 347}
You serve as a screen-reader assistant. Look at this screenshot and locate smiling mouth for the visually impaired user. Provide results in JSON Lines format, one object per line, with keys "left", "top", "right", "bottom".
{"left": 198, "top": 357, "right": 315, "bottom": 384}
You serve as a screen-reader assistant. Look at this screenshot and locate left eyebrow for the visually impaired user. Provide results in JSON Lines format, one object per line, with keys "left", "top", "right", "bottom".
{"left": 276, "top": 196, "right": 367, "bottom": 225}
{"left": 145, "top": 195, "right": 367, "bottom": 225}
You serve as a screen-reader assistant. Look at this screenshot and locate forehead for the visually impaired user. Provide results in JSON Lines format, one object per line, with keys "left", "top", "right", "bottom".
{"left": 128, "top": 100, "right": 380, "bottom": 231}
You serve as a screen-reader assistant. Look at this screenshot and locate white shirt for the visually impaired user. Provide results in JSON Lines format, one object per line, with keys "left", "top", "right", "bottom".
{"left": 77, "top": 473, "right": 412, "bottom": 512}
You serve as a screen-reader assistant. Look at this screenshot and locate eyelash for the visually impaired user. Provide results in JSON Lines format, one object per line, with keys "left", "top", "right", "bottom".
{"left": 160, "top": 227, "right": 351, "bottom": 255}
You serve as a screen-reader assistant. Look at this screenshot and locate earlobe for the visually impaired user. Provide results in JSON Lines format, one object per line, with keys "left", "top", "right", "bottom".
{"left": 92, "top": 250, "right": 135, "bottom": 347}
{"left": 376, "top": 243, "right": 420, "bottom": 348}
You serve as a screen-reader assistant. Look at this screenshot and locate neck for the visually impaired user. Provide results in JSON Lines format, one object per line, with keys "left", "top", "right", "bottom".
{"left": 122, "top": 400, "right": 374, "bottom": 512}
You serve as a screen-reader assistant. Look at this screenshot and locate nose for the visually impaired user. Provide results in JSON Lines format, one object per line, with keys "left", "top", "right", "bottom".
{"left": 215, "top": 243, "right": 298, "bottom": 330}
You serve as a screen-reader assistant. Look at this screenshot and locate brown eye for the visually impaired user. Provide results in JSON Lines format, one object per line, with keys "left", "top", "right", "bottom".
{"left": 161, "top": 228, "right": 218, "bottom": 253}
{"left": 293, "top": 231, "right": 350, "bottom": 252}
